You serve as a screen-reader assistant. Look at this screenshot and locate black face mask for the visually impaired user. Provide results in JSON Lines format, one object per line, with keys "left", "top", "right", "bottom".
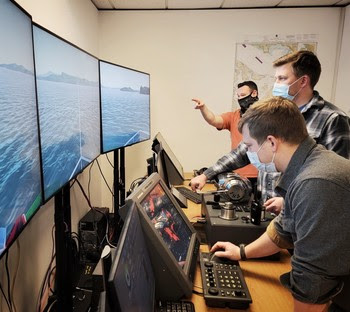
{"left": 238, "top": 94, "right": 258, "bottom": 115}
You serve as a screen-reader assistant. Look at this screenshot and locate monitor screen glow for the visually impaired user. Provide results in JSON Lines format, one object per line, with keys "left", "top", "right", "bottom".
{"left": 100, "top": 61, "right": 150, "bottom": 153}
{"left": 33, "top": 25, "right": 100, "bottom": 201}
{"left": 0, "top": 0, "right": 42, "bottom": 257}
{"left": 140, "top": 182, "right": 192, "bottom": 267}
{"left": 123, "top": 173, "right": 199, "bottom": 300}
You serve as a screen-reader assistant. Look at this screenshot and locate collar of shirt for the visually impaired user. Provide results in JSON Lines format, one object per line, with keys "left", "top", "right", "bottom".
{"left": 275, "top": 136, "right": 318, "bottom": 194}
{"left": 299, "top": 90, "right": 325, "bottom": 114}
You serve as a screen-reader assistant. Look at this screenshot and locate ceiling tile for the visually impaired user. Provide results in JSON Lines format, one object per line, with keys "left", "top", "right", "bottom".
{"left": 91, "top": 0, "right": 114, "bottom": 9}
{"left": 168, "top": 0, "right": 224, "bottom": 9}
{"left": 222, "top": 0, "right": 281, "bottom": 8}
{"left": 278, "top": 0, "right": 340, "bottom": 6}
{"left": 104, "top": 0, "right": 166, "bottom": 9}
{"left": 335, "top": 0, "right": 350, "bottom": 4}
{"left": 91, "top": 0, "right": 350, "bottom": 10}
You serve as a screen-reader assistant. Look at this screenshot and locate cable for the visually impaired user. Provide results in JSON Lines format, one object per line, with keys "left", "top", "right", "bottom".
{"left": 10, "top": 240, "right": 20, "bottom": 312}
{"left": 105, "top": 153, "right": 114, "bottom": 168}
{"left": 5, "top": 251, "right": 13, "bottom": 312}
{"left": 37, "top": 225, "right": 56, "bottom": 312}
{"left": 0, "top": 281, "right": 13, "bottom": 312}
{"left": 96, "top": 158, "right": 114, "bottom": 196}
{"left": 88, "top": 161, "right": 94, "bottom": 204}
{"left": 43, "top": 298, "right": 57, "bottom": 312}
{"left": 74, "top": 178, "right": 93, "bottom": 208}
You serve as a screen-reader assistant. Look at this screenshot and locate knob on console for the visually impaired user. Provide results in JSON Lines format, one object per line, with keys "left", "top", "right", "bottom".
{"left": 208, "top": 287, "right": 219, "bottom": 295}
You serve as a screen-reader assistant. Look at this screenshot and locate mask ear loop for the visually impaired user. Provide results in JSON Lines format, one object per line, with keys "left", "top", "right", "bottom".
{"left": 289, "top": 76, "right": 305, "bottom": 100}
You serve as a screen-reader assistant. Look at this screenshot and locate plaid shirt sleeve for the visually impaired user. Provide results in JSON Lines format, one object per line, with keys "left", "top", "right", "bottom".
{"left": 302, "top": 92, "right": 350, "bottom": 160}
{"left": 204, "top": 142, "right": 250, "bottom": 180}
{"left": 318, "top": 113, "right": 350, "bottom": 159}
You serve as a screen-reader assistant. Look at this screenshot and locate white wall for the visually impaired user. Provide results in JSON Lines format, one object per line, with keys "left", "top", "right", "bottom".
{"left": 98, "top": 8, "right": 342, "bottom": 191}
{"left": 0, "top": 1, "right": 100, "bottom": 311}
{"left": 335, "top": 5, "right": 350, "bottom": 114}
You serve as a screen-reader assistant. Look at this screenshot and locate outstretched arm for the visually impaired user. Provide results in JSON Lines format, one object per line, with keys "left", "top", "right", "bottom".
{"left": 192, "top": 98, "right": 224, "bottom": 129}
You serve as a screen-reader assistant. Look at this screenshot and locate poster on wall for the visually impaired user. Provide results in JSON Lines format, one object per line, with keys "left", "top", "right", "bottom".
{"left": 232, "top": 34, "right": 318, "bottom": 109}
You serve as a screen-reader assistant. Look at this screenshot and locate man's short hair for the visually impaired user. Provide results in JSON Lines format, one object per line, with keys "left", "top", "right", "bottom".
{"left": 238, "top": 96, "right": 308, "bottom": 145}
{"left": 237, "top": 81, "right": 258, "bottom": 93}
{"left": 273, "top": 50, "right": 321, "bottom": 88}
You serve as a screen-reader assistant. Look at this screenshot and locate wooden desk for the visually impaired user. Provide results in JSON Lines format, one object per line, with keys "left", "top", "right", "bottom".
{"left": 181, "top": 177, "right": 293, "bottom": 311}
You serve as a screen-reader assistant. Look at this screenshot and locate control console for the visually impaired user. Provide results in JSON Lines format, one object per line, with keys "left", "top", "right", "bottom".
{"left": 199, "top": 252, "right": 252, "bottom": 309}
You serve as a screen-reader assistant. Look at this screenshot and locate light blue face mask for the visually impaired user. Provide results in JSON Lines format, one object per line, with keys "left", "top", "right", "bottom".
{"left": 272, "top": 76, "right": 303, "bottom": 101}
{"left": 246, "top": 141, "right": 277, "bottom": 173}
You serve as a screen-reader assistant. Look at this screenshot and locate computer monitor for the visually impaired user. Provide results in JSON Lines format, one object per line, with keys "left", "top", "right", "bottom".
{"left": 152, "top": 132, "right": 185, "bottom": 187}
{"left": 107, "top": 203, "right": 155, "bottom": 312}
{"left": 123, "top": 172, "right": 200, "bottom": 300}
{"left": 0, "top": 0, "right": 42, "bottom": 258}
{"left": 33, "top": 24, "right": 100, "bottom": 201}
{"left": 99, "top": 60, "right": 150, "bottom": 153}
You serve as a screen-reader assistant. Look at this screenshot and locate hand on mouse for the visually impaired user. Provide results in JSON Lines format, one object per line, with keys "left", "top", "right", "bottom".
{"left": 210, "top": 241, "right": 240, "bottom": 261}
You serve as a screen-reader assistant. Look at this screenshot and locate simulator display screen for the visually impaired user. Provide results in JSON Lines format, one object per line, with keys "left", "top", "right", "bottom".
{"left": 140, "top": 183, "right": 192, "bottom": 267}
{"left": 0, "top": 0, "right": 42, "bottom": 256}
{"left": 33, "top": 25, "right": 100, "bottom": 201}
{"left": 100, "top": 61, "right": 150, "bottom": 153}
{"left": 112, "top": 207, "right": 154, "bottom": 312}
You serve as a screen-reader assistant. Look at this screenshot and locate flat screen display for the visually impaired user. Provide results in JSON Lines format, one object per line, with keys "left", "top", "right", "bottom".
{"left": 0, "top": 0, "right": 42, "bottom": 257}
{"left": 152, "top": 132, "right": 184, "bottom": 187}
{"left": 33, "top": 25, "right": 100, "bottom": 201}
{"left": 140, "top": 182, "right": 192, "bottom": 267}
{"left": 124, "top": 172, "right": 199, "bottom": 299}
{"left": 108, "top": 204, "right": 155, "bottom": 312}
{"left": 100, "top": 61, "right": 150, "bottom": 153}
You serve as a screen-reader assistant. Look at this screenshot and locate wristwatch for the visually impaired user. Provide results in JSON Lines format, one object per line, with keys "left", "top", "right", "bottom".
{"left": 239, "top": 244, "right": 247, "bottom": 260}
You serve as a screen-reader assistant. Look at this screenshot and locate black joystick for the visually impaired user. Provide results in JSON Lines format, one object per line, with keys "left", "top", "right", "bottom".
{"left": 213, "top": 194, "right": 221, "bottom": 203}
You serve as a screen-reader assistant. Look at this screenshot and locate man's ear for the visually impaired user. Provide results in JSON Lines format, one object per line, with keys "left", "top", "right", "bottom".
{"left": 251, "top": 90, "right": 258, "bottom": 98}
{"left": 301, "top": 75, "right": 309, "bottom": 88}
{"left": 266, "top": 135, "right": 279, "bottom": 152}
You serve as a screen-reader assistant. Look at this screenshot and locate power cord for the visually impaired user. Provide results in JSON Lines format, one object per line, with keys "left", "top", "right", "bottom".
{"left": 0, "top": 280, "right": 13, "bottom": 312}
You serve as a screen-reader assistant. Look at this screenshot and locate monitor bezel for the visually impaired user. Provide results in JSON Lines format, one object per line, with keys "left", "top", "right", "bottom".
{"left": 152, "top": 132, "right": 185, "bottom": 187}
{"left": 99, "top": 59, "right": 151, "bottom": 154}
{"left": 32, "top": 22, "right": 101, "bottom": 203}
{"left": 124, "top": 172, "right": 198, "bottom": 299}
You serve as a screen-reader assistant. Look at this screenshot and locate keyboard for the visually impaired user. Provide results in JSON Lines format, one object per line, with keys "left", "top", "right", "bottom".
{"left": 175, "top": 187, "right": 202, "bottom": 204}
{"left": 155, "top": 300, "right": 195, "bottom": 312}
{"left": 199, "top": 252, "right": 252, "bottom": 309}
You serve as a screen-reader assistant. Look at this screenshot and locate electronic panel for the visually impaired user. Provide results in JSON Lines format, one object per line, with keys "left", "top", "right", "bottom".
{"left": 123, "top": 173, "right": 200, "bottom": 300}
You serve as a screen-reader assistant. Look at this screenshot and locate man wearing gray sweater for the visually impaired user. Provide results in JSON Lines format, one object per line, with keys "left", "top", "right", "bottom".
{"left": 211, "top": 96, "right": 350, "bottom": 312}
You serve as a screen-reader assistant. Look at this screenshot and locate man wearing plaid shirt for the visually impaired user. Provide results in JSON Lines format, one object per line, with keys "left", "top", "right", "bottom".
{"left": 190, "top": 50, "right": 350, "bottom": 213}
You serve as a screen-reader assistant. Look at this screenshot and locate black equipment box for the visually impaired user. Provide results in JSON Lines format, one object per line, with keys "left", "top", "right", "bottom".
{"left": 201, "top": 194, "right": 274, "bottom": 247}
{"left": 79, "top": 208, "right": 109, "bottom": 263}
